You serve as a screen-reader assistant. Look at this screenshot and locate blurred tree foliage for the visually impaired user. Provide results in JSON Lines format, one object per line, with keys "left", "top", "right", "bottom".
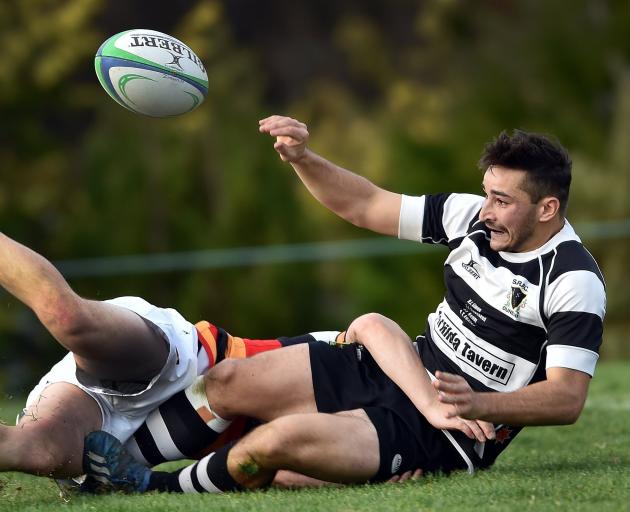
{"left": 0, "top": 0, "right": 629, "bottom": 392}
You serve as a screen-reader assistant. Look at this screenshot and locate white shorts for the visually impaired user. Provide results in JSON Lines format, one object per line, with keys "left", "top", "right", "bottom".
{"left": 24, "top": 296, "right": 210, "bottom": 444}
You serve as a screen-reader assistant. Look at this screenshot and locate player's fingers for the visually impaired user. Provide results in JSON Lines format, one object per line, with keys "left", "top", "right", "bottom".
{"left": 434, "top": 379, "right": 466, "bottom": 394}
{"left": 457, "top": 421, "right": 474, "bottom": 440}
{"left": 274, "top": 141, "right": 302, "bottom": 153}
{"left": 397, "top": 470, "right": 413, "bottom": 482}
{"left": 273, "top": 142, "right": 306, "bottom": 163}
{"left": 259, "top": 117, "right": 302, "bottom": 133}
{"left": 282, "top": 116, "right": 306, "bottom": 128}
{"left": 259, "top": 120, "right": 291, "bottom": 133}
{"left": 259, "top": 114, "right": 286, "bottom": 124}
{"left": 478, "top": 420, "right": 495, "bottom": 440}
{"left": 273, "top": 142, "right": 290, "bottom": 159}
{"left": 387, "top": 475, "right": 401, "bottom": 483}
{"left": 437, "top": 392, "right": 467, "bottom": 406}
{"left": 463, "top": 419, "right": 486, "bottom": 443}
{"left": 398, "top": 469, "right": 423, "bottom": 481}
{"left": 268, "top": 126, "right": 309, "bottom": 141}
{"left": 410, "top": 469, "right": 423, "bottom": 480}
{"left": 263, "top": 124, "right": 309, "bottom": 144}
{"left": 259, "top": 118, "right": 286, "bottom": 132}
{"left": 435, "top": 371, "right": 465, "bottom": 383}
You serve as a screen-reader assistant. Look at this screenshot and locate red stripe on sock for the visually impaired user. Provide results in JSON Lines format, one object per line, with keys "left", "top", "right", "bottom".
{"left": 242, "top": 339, "right": 283, "bottom": 357}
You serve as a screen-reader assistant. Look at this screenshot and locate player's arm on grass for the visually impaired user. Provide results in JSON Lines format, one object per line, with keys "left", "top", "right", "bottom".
{"left": 259, "top": 115, "right": 401, "bottom": 236}
{"left": 345, "top": 313, "right": 494, "bottom": 442}
{"left": 433, "top": 367, "right": 590, "bottom": 425}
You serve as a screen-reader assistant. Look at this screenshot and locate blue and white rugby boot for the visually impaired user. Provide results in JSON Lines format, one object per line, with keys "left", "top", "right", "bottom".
{"left": 82, "top": 431, "right": 151, "bottom": 493}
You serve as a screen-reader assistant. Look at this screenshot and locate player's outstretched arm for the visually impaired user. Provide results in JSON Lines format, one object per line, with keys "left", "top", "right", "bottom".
{"left": 433, "top": 367, "right": 590, "bottom": 426}
{"left": 346, "top": 313, "right": 495, "bottom": 442}
{"left": 259, "top": 115, "right": 401, "bottom": 236}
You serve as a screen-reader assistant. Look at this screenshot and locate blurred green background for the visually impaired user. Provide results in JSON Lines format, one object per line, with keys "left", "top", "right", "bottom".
{"left": 0, "top": 0, "right": 629, "bottom": 396}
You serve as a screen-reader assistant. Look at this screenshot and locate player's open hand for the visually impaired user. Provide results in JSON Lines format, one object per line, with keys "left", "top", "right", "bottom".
{"left": 259, "top": 115, "right": 309, "bottom": 162}
{"left": 424, "top": 402, "right": 494, "bottom": 442}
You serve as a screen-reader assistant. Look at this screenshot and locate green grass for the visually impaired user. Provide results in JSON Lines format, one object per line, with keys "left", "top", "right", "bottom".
{"left": 1, "top": 362, "right": 629, "bottom": 511}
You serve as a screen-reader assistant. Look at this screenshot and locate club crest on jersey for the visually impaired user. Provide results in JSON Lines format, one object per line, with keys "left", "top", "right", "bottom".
{"left": 502, "top": 279, "right": 528, "bottom": 318}
{"left": 461, "top": 253, "right": 481, "bottom": 280}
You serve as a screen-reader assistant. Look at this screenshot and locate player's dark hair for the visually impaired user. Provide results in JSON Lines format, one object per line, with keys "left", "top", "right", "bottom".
{"left": 478, "top": 130, "right": 572, "bottom": 216}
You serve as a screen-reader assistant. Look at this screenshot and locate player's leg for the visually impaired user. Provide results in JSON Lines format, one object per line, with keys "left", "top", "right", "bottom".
{"left": 227, "top": 410, "right": 379, "bottom": 488}
{"left": 0, "top": 233, "right": 167, "bottom": 382}
{"left": 81, "top": 339, "right": 447, "bottom": 492}
{"left": 123, "top": 375, "right": 253, "bottom": 467}
{"left": 82, "top": 409, "right": 380, "bottom": 493}
{"left": 124, "top": 328, "right": 342, "bottom": 466}
{"left": 121, "top": 336, "right": 353, "bottom": 467}
{"left": 0, "top": 383, "right": 101, "bottom": 477}
{"left": 203, "top": 343, "right": 319, "bottom": 422}
{"left": 146, "top": 405, "right": 436, "bottom": 493}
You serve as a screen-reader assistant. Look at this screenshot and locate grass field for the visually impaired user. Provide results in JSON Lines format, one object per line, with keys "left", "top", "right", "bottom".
{"left": 0, "top": 361, "right": 628, "bottom": 512}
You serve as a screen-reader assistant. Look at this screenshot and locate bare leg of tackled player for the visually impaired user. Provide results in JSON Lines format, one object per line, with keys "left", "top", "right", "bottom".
{"left": 0, "top": 233, "right": 169, "bottom": 477}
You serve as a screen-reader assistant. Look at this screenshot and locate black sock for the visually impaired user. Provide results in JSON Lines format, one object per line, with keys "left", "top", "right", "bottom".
{"left": 146, "top": 468, "right": 184, "bottom": 492}
{"left": 278, "top": 334, "right": 317, "bottom": 346}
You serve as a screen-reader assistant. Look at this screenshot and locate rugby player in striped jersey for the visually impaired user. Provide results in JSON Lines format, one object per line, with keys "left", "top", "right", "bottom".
{"left": 83, "top": 115, "right": 604, "bottom": 493}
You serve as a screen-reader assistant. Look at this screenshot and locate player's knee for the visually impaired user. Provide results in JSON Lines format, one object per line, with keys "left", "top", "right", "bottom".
{"left": 350, "top": 312, "right": 388, "bottom": 337}
{"left": 227, "top": 425, "right": 283, "bottom": 488}
{"left": 203, "top": 358, "right": 242, "bottom": 417}
{"left": 229, "top": 424, "right": 281, "bottom": 470}
{"left": 248, "top": 417, "right": 303, "bottom": 466}
{"left": 355, "top": 312, "right": 387, "bottom": 330}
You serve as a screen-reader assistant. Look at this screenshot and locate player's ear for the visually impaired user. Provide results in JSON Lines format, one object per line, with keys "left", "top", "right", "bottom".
{"left": 538, "top": 196, "right": 560, "bottom": 222}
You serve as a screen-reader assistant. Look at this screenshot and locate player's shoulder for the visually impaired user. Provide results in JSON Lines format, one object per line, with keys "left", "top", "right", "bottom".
{"left": 549, "top": 239, "right": 604, "bottom": 286}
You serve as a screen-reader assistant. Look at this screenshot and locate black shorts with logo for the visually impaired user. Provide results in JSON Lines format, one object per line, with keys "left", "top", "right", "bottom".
{"left": 308, "top": 341, "right": 470, "bottom": 481}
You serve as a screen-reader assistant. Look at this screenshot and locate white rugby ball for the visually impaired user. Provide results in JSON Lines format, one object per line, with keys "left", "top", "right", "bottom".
{"left": 95, "top": 29, "right": 208, "bottom": 117}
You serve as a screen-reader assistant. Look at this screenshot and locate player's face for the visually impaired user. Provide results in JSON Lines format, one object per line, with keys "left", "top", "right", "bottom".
{"left": 479, "top": 166, "right": 542, "bottom": 253}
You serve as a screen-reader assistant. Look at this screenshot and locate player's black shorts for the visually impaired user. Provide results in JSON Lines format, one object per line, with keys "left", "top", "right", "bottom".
{"left": 308, "top": 341, "right": 470, "bottom": 481}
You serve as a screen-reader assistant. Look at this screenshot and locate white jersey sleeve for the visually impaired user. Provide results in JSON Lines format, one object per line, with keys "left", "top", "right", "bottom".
{"left": 399, "top": 193, "right": 484, "bottom": 245}
{"left": 543, "top": 243, "right": 606, "bottom": 376}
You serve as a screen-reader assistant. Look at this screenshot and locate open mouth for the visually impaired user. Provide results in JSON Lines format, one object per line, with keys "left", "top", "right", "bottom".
{"left": 487, "top": 225, "right": 507, "bottom": 237}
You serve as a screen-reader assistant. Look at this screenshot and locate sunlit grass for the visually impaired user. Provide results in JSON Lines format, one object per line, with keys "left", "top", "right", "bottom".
{"left": 0, "top": 362, "right": 628, "bottom": 511}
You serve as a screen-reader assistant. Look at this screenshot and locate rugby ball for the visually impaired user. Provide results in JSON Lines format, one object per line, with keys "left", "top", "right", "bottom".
{"left": 95, "top": 29, "right": 208, "bottom": 117}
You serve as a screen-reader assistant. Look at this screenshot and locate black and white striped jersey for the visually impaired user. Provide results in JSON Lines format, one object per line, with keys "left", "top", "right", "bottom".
{"left": 399, "top": 192, "right": 606, "bottom": 468}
